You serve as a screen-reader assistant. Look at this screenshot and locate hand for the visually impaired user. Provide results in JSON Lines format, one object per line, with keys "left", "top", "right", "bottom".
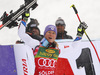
{"left": 26, "top": 32, "right": 32, "bottom": 35}
{"left": 80, "top": 22, "right": 88, "bottom": 29}
{"left": 22, "top": 10, "right": 30, "bottom": 22}
{"left": 77, "top": 22, "right": 88, "bottom": 37}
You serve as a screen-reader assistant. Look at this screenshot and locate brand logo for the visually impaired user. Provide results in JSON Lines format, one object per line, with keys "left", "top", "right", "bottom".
{"left": 22, "top": 59, "right": 28, "bottom": 75}
{"left": 39, "top": 71, "right": 54, "bottom": 75}
{"left": 64, "top": 45, "right": 69, "bottom": 48}
{"left": 45, "top": 49, "right": 55, "bottom": 53}
{"left": 51, "top": 27, "right": 54, "bottom": 30}
{"left": 49, "top": 26, "right": 54, "bottom": 30}
{"left": 38, "top": 58, "right": 57, "bottom": 68}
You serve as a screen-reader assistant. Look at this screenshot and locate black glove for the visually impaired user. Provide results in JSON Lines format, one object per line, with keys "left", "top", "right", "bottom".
{"left": 22, "top": 10, "right": 30, "bottom": 22}
{"left": 77, "top": 22, "right": 88, "bottom": 37}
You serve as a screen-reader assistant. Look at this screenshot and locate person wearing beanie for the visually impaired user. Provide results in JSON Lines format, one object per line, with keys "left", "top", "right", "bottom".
{"left": 26, "top": 18, "right": 43, "bottom": 41}
{"left": 16, "top": 18, "right": 43, "bottom": 44}
{"left": 55, "top": 17, "right": 73, "bottom": 39}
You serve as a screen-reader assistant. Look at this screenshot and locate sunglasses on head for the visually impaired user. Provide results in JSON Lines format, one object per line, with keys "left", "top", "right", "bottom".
{"left": 56, "top": 24, "right": 65, "bottom": 26}
{"left": 56, "top": 20, "right": 65, "bottom": 25}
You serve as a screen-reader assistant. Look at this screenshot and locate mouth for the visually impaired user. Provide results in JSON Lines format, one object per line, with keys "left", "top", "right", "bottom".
{"left": 49, "top": 37, "right": 52, "bottom": 39}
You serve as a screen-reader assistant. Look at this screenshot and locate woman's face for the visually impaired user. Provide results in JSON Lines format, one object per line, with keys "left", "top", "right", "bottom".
{"left": 45, "top": 31, "right": 56, "bottom": 43}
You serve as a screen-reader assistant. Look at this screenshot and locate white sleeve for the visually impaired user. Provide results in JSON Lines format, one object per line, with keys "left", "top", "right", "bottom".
{"left": 18, "top": 21, "right": 40, "bottom": 49}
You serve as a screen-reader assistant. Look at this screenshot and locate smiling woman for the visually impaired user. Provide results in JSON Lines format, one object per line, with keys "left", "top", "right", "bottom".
{"left": 18, "top": 17, "right": 60, "bottom": 74}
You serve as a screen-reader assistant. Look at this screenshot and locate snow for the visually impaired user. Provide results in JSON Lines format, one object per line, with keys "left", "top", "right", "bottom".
{"left": 0, "top": 0, "right": 100, "bottom": 45}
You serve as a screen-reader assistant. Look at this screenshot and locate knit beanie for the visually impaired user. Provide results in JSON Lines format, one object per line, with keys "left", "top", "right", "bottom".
{"left": 55, "top": 17, "right": 66, "bottom": 26}
{"left": 44, "top": 25, "right": 57, "bottom": 36}
{"left": 26, "top": 18, "right": 40, "bottom": 33}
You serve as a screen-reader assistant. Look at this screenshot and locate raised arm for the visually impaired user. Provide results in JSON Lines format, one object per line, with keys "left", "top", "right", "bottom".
{"left": 18, "top": 20, "right": 40, "bottom": 49}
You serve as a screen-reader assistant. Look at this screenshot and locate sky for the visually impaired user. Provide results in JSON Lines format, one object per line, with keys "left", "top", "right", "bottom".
{"left": 0, "top": 0, "right": 100, "bottom": 45}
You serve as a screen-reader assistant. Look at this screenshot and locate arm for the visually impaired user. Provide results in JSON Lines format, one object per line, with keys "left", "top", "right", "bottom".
{"left": 18, "top": 20, "right": 40, "bottom": 49}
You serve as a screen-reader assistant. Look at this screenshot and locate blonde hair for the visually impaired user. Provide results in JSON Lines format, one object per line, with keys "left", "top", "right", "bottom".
{"left": 54, "top": 41, "right": 59, "bottom": 48}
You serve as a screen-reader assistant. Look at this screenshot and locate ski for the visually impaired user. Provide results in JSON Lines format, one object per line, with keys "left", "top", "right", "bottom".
{"left": 0, "top": 0, "right": 37, "bottom": 30}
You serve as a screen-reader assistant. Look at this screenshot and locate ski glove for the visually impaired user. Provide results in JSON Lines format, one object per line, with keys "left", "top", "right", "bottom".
{"left": 22, "top": 10, "right": 30, "bottom": 22}
{"left": 77, "top": 22, "right": 88, "bottom": 37}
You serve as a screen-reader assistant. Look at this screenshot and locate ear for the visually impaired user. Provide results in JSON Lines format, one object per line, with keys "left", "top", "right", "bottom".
{"left": 63, "top": 26, "right": 65, "bottom": 29}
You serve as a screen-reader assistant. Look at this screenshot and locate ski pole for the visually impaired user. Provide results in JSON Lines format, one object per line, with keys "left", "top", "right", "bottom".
{"left": 70, "top": 4, "right": 100, "bottom": 63}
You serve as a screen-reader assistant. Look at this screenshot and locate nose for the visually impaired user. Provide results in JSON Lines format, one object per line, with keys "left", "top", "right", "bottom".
{"left": 49, "top": 32, "right": 52, "bottom": 36}
{"left": 49, "top": 32, "right": 54, "bottom": 37}
{"left": 32, "top": 28, "right": 36, "bottom": 32}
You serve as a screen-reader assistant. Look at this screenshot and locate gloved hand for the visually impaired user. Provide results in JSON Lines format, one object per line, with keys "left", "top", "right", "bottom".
{"left": 77, "top": 22, "right": 88, "bottom": 37}
{"left": 22, "top": 10, "right": 30, "bottom": 22}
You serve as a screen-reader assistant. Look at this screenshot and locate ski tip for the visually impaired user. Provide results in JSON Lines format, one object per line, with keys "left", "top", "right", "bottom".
{"left": 70, "top": 4, "right": 75, "bottom": 8}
